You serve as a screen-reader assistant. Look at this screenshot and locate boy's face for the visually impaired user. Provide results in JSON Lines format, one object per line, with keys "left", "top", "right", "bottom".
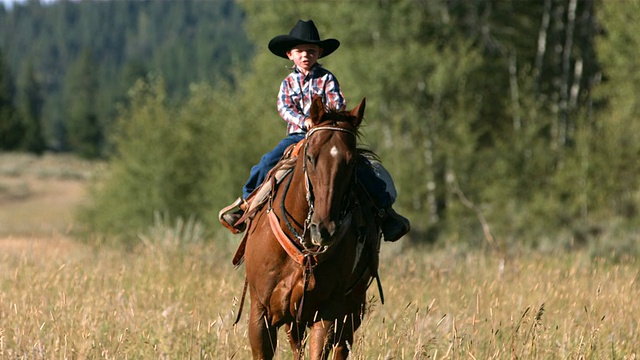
{"left": 287, "top": 44, "right": 322, "bottom": 74}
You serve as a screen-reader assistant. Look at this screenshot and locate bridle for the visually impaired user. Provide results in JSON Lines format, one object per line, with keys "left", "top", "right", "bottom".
{"left": 278, "top": 124, "right": 358, "bottom": 253}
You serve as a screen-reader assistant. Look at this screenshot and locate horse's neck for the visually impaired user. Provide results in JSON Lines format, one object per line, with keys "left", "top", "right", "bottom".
{"left": 281, "top": 157, "right": 309, "bottom": 214}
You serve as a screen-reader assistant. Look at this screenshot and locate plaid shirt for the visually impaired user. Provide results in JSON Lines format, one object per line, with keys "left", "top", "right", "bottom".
{"left": 277, "top": 63, "right": 345, "bottom": 134}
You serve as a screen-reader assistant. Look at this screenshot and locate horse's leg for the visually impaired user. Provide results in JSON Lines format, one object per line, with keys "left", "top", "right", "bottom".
{"left": 328, "top": 297, "right": 366, "bottom": 360}
{"left": 285, "top": 322, "right": 306, "bottom": 360}
{"left": 248, "top": 301, "right": 278, "bottom": 360}
{"left": 307, "top": 318, "right": 335, "bottom": 360}
{"left": 330, "top": 312, "right": 361, "bottom": 360}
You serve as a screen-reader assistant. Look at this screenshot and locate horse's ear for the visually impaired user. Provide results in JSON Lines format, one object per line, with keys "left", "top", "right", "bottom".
{"left": 349, "top": 97, "right": 366, "bottom": 128}
{"left": 309, "top": 97, "right": 325, "bottom": 125}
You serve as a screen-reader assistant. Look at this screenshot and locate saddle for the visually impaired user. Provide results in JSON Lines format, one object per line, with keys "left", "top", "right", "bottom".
{"left": 240, "top": 141, "right": 303, "bottom": 226}
{"left": 227, "top": 141, "right": 303, "bottom": 265}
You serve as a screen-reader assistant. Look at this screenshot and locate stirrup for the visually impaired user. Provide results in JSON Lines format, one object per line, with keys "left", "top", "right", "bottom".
{"left": 219, "top": 197, "right": 246, "bottom": 234}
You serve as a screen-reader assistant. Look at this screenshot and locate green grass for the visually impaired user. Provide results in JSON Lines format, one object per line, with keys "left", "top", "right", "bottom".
{"left": 1, "top": 236, "right": 638, "bottom": 359}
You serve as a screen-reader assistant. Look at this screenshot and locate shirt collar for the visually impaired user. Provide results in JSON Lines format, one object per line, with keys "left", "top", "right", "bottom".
{"left": 292, "top": 63, "right": 322, "bottom": 78}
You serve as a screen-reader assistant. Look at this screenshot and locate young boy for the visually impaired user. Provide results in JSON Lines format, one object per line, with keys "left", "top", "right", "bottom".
{"left": 221, "top": 19, "right": 409, "bottom": 242}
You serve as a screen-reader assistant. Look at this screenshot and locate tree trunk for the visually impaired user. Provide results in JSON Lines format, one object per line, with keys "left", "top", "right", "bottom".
{"left": 535, "top": 0, "right": 552, "bottom": 95}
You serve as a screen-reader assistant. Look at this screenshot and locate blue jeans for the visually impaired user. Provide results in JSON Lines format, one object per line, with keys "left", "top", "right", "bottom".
{"left": 357, "top": 158, "right": 392, "bottom": 208}
{"left": 243, "top": 133, "right": 305, "bottom": 199}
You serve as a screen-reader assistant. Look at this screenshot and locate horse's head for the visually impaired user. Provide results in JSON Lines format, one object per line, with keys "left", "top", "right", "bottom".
{"left": 303, "top": 97, "right": 365, "bottom": 247}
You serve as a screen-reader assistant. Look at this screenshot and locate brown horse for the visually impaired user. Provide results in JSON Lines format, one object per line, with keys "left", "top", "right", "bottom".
{"left": 236, "top": 97, "right": 381, "bottom": 359}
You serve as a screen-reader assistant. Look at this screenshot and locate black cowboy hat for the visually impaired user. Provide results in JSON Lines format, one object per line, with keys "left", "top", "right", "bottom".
{"left": 268, "top": 19, "right": 340, "bottom": 59}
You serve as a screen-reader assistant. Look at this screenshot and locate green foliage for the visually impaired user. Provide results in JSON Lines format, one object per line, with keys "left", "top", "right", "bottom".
{"left": 79, "top": 76, "right": 252, "bottom": 245}
{"left": 80, "top": 77, "right": 176, "bottom": 241}
{"left": 233, "top": 0, "right": 633, "bottom": 252}
{"left": 73, "top": 0, "right": 640, "bottom": 252}
{"left": 64, "top": 48, "right": 101, "bottom": 157}
{"left": 0, "top": 50, "right": 23, "bottom": 150}
{"left": 0, "top": 0, "right": 252, "bottom": 152}
{"left": 591, "top": 1, "right": 640, "bottom": 218}
{"left": 79, "top": 78, "right": 159, "bottom": 239}
{"left": 17, "top": 62, "right": 46, "bottom": 154}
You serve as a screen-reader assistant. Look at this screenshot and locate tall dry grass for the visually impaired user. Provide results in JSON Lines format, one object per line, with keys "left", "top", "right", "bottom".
{"left": 0, "top": 233, "right": 248, "bottom": 359}
{"left": 1, "top": 233, "right": 638, "bottom": 359}
{"left": 1, "top": 153, "right": 638, "bottom": 358}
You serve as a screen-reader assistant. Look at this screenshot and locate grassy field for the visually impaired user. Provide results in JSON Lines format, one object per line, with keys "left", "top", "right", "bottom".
{"left": 1, "top": 153, "right": 638, "bottom": 359}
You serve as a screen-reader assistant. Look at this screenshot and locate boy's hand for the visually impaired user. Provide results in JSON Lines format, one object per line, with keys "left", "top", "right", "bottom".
{"left": 304, "top": 118, "right": 313, "bottom": 130}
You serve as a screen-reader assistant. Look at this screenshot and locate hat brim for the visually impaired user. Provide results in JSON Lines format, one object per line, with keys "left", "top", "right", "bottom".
{"left": 268, "top": 36, "right": 340, "bottom": 59}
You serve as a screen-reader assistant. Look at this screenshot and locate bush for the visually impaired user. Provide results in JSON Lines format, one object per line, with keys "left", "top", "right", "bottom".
{"left": 78, "top": 77, "right": 240, "bottom": 245}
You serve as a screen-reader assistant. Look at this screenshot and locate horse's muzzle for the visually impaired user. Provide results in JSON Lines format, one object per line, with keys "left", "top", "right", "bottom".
{"left": 309, "top": 213, "right": 352, "bottom": 247}
{"left": 309, "top": 220, "right": 337, "bottom": 247}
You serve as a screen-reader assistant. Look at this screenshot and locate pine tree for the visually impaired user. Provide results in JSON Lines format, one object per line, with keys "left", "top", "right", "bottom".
{"left": 19, "top": 62, "right": 46, "bottom": 154}
{"left": 63, "top": 48, "right": 102, "bottom": 158}
{"left": 0, "top": 50, "right": 23, "bottom": 150}
{"left": 589, "top": 1, "right": 640, "bottom": 221}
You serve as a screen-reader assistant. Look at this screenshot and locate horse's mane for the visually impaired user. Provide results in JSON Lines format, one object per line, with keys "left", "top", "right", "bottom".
{"left": 320, "top": 107, "right": 380, "bottom": 163}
